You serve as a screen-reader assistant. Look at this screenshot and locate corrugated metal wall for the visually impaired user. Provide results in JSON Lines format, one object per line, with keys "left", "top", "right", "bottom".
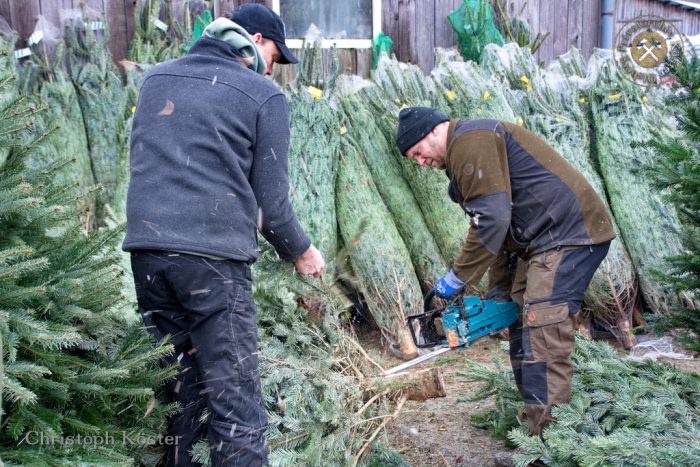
{"left": 1, "top": 0, "right": 699, "bottom": 80}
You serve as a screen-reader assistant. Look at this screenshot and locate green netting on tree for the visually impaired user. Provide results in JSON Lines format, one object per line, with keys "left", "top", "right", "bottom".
{"left": 187, "top": 8, "right": 213, "bottom": 52}
{"left": 336, "top": 85, "right": 446, "bottom": 290}
{"left": 372, "top": 32, "right": 393, "bottom": 70}
{"left": 448, "top": 0, "right": 504, "bottom": 63}
{"left": 479, "top": 44, "right": 638, "bottom": 345}
{"left": 586, "top": 51, "right": 690, "bottom": 313}
{"left": 371, "top": 56, "right": 471, "bottom": 262}
{"left": 336, "top": 138, "right": 422, "bottom": 357}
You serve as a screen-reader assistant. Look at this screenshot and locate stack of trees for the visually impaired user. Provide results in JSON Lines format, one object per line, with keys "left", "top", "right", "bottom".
{"left": 1, "top": 0, "right": 699, "bottom": 464}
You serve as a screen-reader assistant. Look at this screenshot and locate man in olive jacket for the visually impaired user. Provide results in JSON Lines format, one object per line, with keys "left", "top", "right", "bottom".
{"left": 395, "top": 108, "right": 615, "bottom": 442}
{"left": 123, "top": 5, "right": 324, "bottom": 466}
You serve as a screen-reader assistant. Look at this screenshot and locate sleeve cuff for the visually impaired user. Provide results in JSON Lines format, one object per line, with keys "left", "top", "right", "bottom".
{"left": 446, "top": 268, "right": 465, "bottom": 288}
{"left": 263, "top": 218, "right": 312, "bottom": 261}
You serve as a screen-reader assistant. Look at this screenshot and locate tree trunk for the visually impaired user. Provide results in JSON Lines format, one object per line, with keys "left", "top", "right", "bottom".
{"left": 396, "top": 327, "right": 419, "bottom": 360}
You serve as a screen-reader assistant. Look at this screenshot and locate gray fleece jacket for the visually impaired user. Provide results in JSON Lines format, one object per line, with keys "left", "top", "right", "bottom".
{"left": 122, "top": 37, "right": 311, "bottom": 261}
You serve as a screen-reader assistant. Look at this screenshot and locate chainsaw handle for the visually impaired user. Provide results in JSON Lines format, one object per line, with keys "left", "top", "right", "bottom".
{"left": 424, "top": 289, "right": 436, "bottom": 313}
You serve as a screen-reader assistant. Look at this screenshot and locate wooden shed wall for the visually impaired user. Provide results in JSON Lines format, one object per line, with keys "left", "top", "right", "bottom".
{"left": 1, "top": 0, "right": 699, "bottom": 81}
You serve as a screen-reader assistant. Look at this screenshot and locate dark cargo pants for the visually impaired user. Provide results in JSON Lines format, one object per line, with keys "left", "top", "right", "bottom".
{"left": 130, "top": 250, "right": 268, "bottom": 466}
{"left": 502, "top": 243, "right": 610, "bottom": 436}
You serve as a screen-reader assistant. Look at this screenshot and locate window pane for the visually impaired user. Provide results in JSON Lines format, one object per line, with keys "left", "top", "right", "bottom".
{"left": 280, "top": 0, "right": 373, "bottom": 40}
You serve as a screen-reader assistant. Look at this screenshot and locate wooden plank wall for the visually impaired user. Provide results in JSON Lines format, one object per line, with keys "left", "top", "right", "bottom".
{"left": 488, "top": 0, "right": 602, "bottom": 66}
{"left": 615, "top": 0, "right": 700, "bottom": 36}
{"left": 0, "top": 0, "right": 136, "bottom": 72}
{"left": 1, "top": 0, "right": 699, "bottom": 81}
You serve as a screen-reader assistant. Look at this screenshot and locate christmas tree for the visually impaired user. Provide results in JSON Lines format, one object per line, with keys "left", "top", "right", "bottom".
{"left": 642, "top": 53, "right": 700, "bottom": 351}
{"left": 0, "top": 49, "right": 176, "bottom": 465}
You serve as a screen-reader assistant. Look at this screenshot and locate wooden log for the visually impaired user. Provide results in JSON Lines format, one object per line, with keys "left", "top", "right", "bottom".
{"left": 376, "top": 367, "right": 446, "bottom": 401}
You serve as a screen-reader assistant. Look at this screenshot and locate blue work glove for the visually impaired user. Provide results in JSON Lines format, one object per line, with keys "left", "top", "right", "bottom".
{"left": 433, "top": 269, "right": 464, "bottom": 299}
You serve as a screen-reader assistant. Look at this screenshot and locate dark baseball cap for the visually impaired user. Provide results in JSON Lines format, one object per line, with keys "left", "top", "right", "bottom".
{"left": 230, "top": 4, "right": 298, "bottom": 65}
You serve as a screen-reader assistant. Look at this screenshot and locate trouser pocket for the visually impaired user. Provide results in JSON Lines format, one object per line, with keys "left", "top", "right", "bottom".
{"left": 525, "top": 301, "right": 574, "bottom": 360}
{"left": 226, "top": 285, "right": 260, "bottom": 382}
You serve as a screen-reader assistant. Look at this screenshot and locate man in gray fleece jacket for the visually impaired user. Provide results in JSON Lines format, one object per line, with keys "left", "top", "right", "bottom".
{"left": 122, "top": 5, "right": 323, "bottom": 466}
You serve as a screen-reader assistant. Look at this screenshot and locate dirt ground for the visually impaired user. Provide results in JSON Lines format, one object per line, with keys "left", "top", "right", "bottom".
{"left": 363, "top": 331, "right": 700, "bottom": 467}
{"left": 367, "top": 334, "right": 511, "bottom": 467}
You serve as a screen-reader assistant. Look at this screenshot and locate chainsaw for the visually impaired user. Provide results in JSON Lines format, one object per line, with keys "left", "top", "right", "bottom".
{"left": 384, "top": 290, "right": 519, "bottom": 375}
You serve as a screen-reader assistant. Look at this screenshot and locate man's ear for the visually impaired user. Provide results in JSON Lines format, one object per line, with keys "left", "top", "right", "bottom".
{"left": 251, "top": 32, "right": 263, "bottom": 44}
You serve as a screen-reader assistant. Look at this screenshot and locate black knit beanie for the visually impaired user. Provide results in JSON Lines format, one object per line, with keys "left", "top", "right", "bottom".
{"left": 395, "top": 107, "right": 449, "bottom": 155}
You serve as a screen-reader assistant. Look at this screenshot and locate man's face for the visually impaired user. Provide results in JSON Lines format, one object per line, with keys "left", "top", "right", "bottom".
{"left": 405, "top": 129, "right": 447, "bottom": 169}
{"left": 253, "top": 34, "right": 282, "bottom": 76}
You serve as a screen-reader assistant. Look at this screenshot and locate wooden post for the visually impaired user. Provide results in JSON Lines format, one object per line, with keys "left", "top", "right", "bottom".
{"left": 104, "top": 0, "right": 129, "bottom": 64}
{"left": 396, "top": 0, "right": 415, "bottom": 63}
{"left": 10, "top": 0, "right": 40, "bottom": 47}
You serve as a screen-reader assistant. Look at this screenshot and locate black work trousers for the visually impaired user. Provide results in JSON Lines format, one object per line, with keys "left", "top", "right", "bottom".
{"left": 130, "top": 250, "right": 268, "bottom": 466}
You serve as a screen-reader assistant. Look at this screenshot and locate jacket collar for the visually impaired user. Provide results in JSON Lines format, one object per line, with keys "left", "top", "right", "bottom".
{"left": 188, "top": 36, "right": 244, "bottom": 63}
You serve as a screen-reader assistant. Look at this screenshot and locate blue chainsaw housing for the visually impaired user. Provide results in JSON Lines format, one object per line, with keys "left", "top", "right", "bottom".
{"left": 408, "top": 294, "right": 519, "bottom": 348}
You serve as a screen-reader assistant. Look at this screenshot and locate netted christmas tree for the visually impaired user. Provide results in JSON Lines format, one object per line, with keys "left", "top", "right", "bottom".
{"left": 336, "top": 138, "right": 423, "bottom": 358}
{"left": 336, "top": 85, "right": 447, "bottom": 290}
{"left": 586, "top": 51, "right": 689, "bottom": 314}
{"left": 127, "top": 0, "right": 199, "bottom": 65}
{"left": 64, "top": 8, "right": 127, "bottom": 226}
{"left": 0, "top": 60, "right": 176, "bottom": 466}
{"left": 370, "top": 55, "right": 471, "bottom": 262}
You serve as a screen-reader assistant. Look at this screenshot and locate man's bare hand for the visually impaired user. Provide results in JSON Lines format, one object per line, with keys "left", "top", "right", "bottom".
{"left": 294, "top": 244, "right": 325, "bottom": 278}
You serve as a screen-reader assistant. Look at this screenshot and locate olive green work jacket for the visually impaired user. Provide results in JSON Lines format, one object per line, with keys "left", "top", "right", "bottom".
{"left": 445, "top": 119, "right": 615, "bottom": 286}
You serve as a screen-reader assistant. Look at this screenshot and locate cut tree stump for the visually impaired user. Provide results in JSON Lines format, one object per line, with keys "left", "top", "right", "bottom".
{"left": 379, "top": 367, "right": 447, "bottom": 401}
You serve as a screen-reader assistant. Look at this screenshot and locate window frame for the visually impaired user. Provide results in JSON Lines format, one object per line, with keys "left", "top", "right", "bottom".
{"left": 271, "top": 0, "right": 381, "bottom": 48}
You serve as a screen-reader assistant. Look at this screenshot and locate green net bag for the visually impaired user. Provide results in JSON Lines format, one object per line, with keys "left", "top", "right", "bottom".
{"left": 372, "top": 31, "right": 393, "bottom": 69}
{"left": 448, "top": 0, "right": 504, "bottom": 63}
